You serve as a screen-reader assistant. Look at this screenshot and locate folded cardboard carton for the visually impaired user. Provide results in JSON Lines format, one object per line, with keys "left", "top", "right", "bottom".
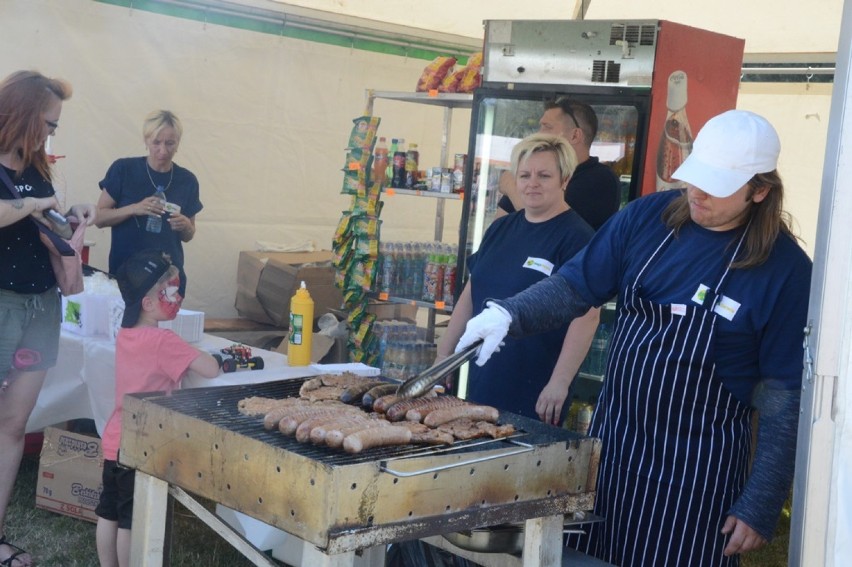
{"left": 366, "top": 301, "right": 418, "bottom": 323}
{"left": 36, "top": 426, "right": 103, "bottom": 523}
{"left": 235, "top": 251, "right": 343, "bottom": 327}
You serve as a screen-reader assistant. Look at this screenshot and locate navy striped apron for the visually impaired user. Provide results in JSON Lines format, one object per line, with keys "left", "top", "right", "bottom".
{"left": 577, "top": 229, "right": 753, "bottom": 567}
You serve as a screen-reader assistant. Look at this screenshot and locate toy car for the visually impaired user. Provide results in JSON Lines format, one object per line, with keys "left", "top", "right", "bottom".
{"left": 213, "top": 343, "right": 265, "bottom": 373}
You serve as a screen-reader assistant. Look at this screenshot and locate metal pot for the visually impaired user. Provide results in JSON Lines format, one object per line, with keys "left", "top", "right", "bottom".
{"left": 442, "top": 523, "right": 525, "bottom": 555}
{"left": 442, "top": 512, "right": 605, "bottom": 555}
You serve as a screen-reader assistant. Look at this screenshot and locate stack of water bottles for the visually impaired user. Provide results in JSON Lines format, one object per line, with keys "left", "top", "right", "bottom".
{"left": 373, "top": 320, "right": 437, "bottom": 380}
{"left": 375, "top": 241, "right": 458, "bottom": 308}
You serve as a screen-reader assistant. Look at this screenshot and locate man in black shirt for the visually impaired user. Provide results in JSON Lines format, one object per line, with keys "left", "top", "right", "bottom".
{"left": 495, "top": 99, "right": 621, "bottom": 230}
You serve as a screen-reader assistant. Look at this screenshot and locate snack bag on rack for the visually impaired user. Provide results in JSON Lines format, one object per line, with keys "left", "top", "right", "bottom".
{"left": 458, "top": 52, "right": 484, "bottom": 93}
{"left": 342, "top": 146, "right": 372, "bottom": 175}
{"left": 341, "top": 171, "right": 365, "bottom": 195}
{"left": 439, "top": 67, "right": 464, "bottom": 93}
{"left": 415, "top": 56, "right": 457, "bottom": 92}
{"left": 347, "top": 116, "right": 381, "bottom": 149}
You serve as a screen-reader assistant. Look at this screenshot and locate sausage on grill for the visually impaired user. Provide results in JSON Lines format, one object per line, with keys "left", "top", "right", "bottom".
{"left": 343, "top": 425, "right": 412, "bottom": 454}
{"left": 325, "top": 419, "right": 390, "bottom": 448}
{"left": 423, "top": 405, "right": 500, "bottom": 427}
{"left": 309, "top": 415, "right": 371, "bottom": 445}
{"left": 404, "top": 396, "right": 467, "bottom": 422}
{"left": 362, "top": 385, "right": 398, "bottom": 410}
{"left": 383, "top": 391, "right": 439, "bottom": 421}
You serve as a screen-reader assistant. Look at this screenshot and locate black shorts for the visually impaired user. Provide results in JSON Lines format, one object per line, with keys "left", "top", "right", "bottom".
{"left": 95, "top": 459, "right": 136, "bottom": 529}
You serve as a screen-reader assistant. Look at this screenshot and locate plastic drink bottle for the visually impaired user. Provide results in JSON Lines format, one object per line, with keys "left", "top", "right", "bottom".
{"left": 656, "top": 70, "right": 694, "bottom": 191}
{"left": 145, "top": 185, "right": 166, "bottom": 233}
{"left": 576, "top": 402, "right": 593, "bottom": 435}
{"left": 391, "top": 139, "right": 407, "bottom": 188}
{"left": 404, "top": 143, "right": 419, "bottom": 188}
{"left": 386, "top": 138, "right": 398, "bottom": 182}
{"left": 288, "top": 281, "right": 314, "bottom": 366}
{"left": 372, "top": 137, "right": 389, "bottom": 188}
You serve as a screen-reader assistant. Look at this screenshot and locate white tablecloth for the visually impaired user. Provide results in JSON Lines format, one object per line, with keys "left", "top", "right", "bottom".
{"left": 27, "top": 330, "right": 378, "bottom": 435}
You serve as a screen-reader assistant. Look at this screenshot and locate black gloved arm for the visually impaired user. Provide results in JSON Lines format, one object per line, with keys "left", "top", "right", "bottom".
{"left": 493, "top": 275, "right": 593, "bottom": 337}
{"left": 728, "top": 383, "right": 800, "bottom": 540}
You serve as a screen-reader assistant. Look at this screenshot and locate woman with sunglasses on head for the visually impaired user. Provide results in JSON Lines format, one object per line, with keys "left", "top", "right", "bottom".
{"left": 0, "top": 69, "right": 97, "bottom": 567}
{"left": 95, "top": 110, "right": 203, "bottom": 297}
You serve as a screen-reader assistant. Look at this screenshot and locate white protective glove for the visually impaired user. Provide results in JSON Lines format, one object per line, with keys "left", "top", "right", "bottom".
{"left": 455, "top": 301, "right": 512, "bottom": 366}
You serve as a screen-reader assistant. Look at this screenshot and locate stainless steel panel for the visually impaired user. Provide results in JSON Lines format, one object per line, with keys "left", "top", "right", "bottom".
{"left": 484, "top": 20, "right": 659, "bottom": 87}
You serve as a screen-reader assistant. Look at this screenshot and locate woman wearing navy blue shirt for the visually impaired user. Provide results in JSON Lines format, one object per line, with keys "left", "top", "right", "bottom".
{"left": 95, "top": 110, "right": 202, "bottom": 296}
{"left": 456, "top": 110, "right": 812, "bottom": 566}
{"left": 438, "top": 133, "right": 598, "bottom": 424}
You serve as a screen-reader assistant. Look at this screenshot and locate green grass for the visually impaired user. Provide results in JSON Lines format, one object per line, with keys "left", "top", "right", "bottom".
{"left": 6, "top": 452, "right": 791, "bottom": 566}
{"left": 5, "top": 454, "right": 273, "bottom": 567}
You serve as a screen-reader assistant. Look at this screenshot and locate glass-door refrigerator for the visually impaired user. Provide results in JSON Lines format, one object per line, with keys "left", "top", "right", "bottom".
{"left": 454, "top": 19, "right": 744, "bottom": 411}
{"left": 459, "top": 84, "right": 647, "bottom": 257}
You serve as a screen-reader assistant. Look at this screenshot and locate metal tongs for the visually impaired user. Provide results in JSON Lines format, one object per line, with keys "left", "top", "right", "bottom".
{"left": 395, "top": 340, "right": 482, "bottom": 400}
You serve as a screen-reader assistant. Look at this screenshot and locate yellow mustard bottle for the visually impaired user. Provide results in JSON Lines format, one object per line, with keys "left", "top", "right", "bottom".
{"left": 288, "top": 281, "right": 314, "bottom": 366}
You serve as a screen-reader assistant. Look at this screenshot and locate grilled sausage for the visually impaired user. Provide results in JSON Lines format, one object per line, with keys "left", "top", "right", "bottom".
{"left": 295, "top": 413, "right": 361, "bottom": 443}
{"left": 262, "top": 403, "right": 312, "bottom": 430}
{"left": 384, "top": 391, "right": 439, "bottom": 421}
{"left": 340, "top": 380, "right": 386, "bottom": 405}
{"left": 279, "top": 408, "right": 355, "bottom": 436}
{"left": 343, "top": 425, "right": 412, "bottom": 454}
{"left": 404, "top": 396, "right": 467, "bottom": 422}
{"left": 372, "top": 394, "right": 402, "bottom": 414}
{"left": 362, "top": 383, "right": 398, "bottom": 410}
{"left": 309, "top": 415, "right": 372, "bottom": 445}
{"left": 325, "top": 419, "right": 390, "bottom": 448}
{"left": 423, "top": 405, "right": 500, "bottom": 427}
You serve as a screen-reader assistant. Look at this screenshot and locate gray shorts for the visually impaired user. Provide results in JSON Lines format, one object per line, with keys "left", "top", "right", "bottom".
{"left": 0, "top": 287, "right": 61, "bottom": 379}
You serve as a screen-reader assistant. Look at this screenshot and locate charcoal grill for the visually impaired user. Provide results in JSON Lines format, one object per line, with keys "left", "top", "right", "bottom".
{"left": 120, "top": 378, "right": 600, "bottom": 565}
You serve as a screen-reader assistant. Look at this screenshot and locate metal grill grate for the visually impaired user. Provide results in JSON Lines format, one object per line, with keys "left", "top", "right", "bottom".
{"left": 131, "top": 379, "right": 580, "bottom": 467}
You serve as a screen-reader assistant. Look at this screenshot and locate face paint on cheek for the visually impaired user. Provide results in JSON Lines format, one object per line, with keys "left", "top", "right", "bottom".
{"left": 158, "top": 295, "right": 182, "bottom": 319}
{"left": 158, "top": 279, "right": 183, "bottom": 319}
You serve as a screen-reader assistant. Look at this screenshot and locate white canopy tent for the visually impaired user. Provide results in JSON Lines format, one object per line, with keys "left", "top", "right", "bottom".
{"left": 1, "top": 1, "right": 848, "bottom": 563}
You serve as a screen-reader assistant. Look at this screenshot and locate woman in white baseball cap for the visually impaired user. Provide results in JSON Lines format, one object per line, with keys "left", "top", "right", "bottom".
{"left": 454, "top": 109, "right": 813, "bottom": 566}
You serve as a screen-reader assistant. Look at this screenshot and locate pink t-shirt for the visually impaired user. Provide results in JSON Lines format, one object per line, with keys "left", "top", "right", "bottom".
{"left": 101, "top": 327, "right": 204, "bottom": 461}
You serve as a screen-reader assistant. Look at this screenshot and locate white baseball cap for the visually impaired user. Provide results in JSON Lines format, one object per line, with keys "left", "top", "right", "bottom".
{"left": 672, "top": 109, "right": 780, "bottom": 198}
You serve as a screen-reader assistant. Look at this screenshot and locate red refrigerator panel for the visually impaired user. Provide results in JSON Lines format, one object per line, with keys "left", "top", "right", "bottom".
{"left": 641, "top": 21, "right": 745, "bottom": 196}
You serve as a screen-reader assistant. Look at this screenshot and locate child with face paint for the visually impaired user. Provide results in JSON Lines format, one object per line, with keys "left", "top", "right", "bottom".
{"left": 95, "top": 249, "right": 220, "bottom": 567}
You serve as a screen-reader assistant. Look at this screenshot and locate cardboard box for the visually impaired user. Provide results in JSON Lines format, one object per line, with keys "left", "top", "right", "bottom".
{"left": 61, "top": 293, "right": 115, "bottom": 338}
{"left": 158, "top": 309, "right": 205, "bottom": 342}
{"left": 36, "top": 426, "right": 104, "bottom": 524}
{"left": 235, "top": 251, "right": 343, "bottom": 327}
{"left": 276, "top": 333, "right": 348, "bottom": 364}
{"left": 366, "top": 301, "right": 418, "bottom": 322}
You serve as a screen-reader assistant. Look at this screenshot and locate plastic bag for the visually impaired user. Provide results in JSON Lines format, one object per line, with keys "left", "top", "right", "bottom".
{"left": 416, "top": 56, "right": 457, "bottom": 92}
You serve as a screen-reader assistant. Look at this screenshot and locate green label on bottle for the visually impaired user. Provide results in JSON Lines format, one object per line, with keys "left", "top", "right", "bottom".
{"left": 289, "top": 313, "right": 303, "bottom": 345}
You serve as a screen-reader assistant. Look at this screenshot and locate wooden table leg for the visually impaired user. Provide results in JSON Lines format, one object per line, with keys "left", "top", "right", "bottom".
{"left": 300, "top": 541, "right": 386, "bottom": 566}
{"left": 522, "top": 514, "right": 563, "bottom": 567}
{"left": 130, "top": 472, "right": 169, "bottom": 567}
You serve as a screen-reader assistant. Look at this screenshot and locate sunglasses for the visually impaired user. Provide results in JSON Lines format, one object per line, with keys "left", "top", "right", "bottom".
{"left": 548, "top": 97, "right": 581, "bottom": 129}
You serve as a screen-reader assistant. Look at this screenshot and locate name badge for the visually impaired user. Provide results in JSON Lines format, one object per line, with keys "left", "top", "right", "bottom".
{"left": 691, "top": 283, "right": 710, "bottom": 306}
{"left": 671, "top": 303, "right": 687, "bottom": 316}
{"left": 713, "top": 295, "right": 741, "bottom": 321}
{"left": 523, "top": 257, "right": 554, "bottom": 276}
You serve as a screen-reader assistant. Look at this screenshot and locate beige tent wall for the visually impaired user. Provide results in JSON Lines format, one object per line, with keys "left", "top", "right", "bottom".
{"left": 0, "top": 0, "right": 840, "bottom": 316}
{"left": 0, "top": 0, "right": 471, "bottom": 317}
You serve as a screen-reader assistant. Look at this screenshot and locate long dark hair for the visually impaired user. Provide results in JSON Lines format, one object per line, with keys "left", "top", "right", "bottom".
{"left": 0, "top": 70, "right": 72, "bottom": 181}
{"left": 661, "top": 170, "right": 796, "bottom": 269}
